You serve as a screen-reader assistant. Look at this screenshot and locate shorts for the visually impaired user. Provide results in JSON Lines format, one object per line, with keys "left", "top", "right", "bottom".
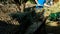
{"left": 36, "top": 6, "right": 43, "bottom": 9}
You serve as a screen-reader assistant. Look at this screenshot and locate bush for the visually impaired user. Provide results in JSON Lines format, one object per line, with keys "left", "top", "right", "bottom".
{"left": 49, "top": 13, "right": 57, "bottom": 21}
{"left": 28, "top": 0, "right": 36, "bottom": 4}
{"left": 49, "top": 12, "right": 60, "bottom": 21}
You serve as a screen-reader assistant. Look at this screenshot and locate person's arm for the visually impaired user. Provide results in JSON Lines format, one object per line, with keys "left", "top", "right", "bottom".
{"left": 35, "top": 0, "right": 38, "bottom": 3}
{"left": 44, "top": 3, "right": 50, "bottom": 7}
{"left": 35, "top": 0, "right": 41, "bottom": 6}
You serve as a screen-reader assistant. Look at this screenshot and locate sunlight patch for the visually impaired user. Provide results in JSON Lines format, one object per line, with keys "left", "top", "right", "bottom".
{"left": 46, "top": 22, "right": 58, "bottom": 27}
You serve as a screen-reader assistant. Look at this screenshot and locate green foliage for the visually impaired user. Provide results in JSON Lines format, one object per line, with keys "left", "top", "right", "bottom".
{"left": 56, "top": 12, "right": 60, "bottom": 18}
{"left": 49, "top": 13, "right": 57, "bottom": 21}
{"left": 28, "top": 0, "right": 35, "bottom": 4}
{"left": 49, "top": 12, "right": 60, "bottom": 21}
{"left": 0, "top": 0, "right": 8, "bottom": 4}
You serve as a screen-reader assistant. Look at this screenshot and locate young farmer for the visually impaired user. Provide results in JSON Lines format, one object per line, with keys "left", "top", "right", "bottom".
{"left": 35, "top": 0, "right": 50, "bottom": 15}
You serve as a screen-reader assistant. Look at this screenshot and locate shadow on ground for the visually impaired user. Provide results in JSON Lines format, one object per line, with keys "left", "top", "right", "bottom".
{"left": 0, "top": 20, "right": 19, "bottom": 34}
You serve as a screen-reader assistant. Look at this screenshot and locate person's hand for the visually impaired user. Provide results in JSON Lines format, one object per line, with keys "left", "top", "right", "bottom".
{"left": 44, "top": 3, "right": 51, "bottom": 8}
{"left": 47, "top": 5, "right": 51, "bottom": 8}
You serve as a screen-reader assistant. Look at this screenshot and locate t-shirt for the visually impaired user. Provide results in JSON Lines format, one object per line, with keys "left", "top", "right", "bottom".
{"left": 37, "top": 0, "right": 46, "bottom": 6}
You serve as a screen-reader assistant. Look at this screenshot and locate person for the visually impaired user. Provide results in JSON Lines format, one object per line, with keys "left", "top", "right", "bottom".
{"left": 35, "top": 0, "right": 51, "bottom": 15}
